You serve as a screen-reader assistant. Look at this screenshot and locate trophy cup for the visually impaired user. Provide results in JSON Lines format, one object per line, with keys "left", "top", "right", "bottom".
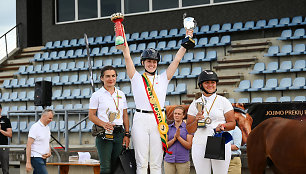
{"left": 196, "top": 101, "right": 206, "bottom": 128}
{"left": 105, "top": 111, "right": 118, "bottom": 140}
{"left": 181, "top": 13, "right": 197, "bottom": 49}
{"left": 111, "top": 13, "right": 126, "bottom": 50}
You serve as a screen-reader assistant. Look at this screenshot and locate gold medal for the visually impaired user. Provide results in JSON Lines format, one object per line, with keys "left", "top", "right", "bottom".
{"left": 158, "top": 122, "right": 169, "bottom": 135}
{"left": 205, "top": 117, "right": 212, "bottom": 124}
{"left": 150, "top": 97, "right": 156, "bottom": 104}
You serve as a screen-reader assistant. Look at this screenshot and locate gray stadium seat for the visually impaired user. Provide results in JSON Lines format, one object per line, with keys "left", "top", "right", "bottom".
{"left": 253, "top": 20, "right": 266, "bottom": 29}
{"left": 207, "top": 24, "right": 220, "bottom": 34}
{"left": 262, "top": 62, "right": 278, "bottom": 73}
{"left": 278, "top": 29, "right": 292, "bottom": 40}
{"left": 176, "top": 67, "right": 191, "bottom": 79}
{"left": 191, "top": 52, "right": 205, "bottom": 62}
{"left": 235, "top": 80, "right": 251, "bottom": 92}
{"left": 276, "top": 61, "right": 292, "bottom": 73}
{"left": 250, "top": 62, "right": 265, "bottom": 74}
{"left": 188, "top": 67, "right": 202, "bottom": 78}
{"left": 290, "top": 60, "right": 305, "bottom": 72}
{"left": 247, "top": 79, "right": 264, "bottom": 92}
{"left": 290, "top": 28, "right": 305, "bottom": 39}
{"left": 261, "top": 78, "right": 278, "bottom": 91}
{"left": 171, "top": 83, "right": 187, "bottom": 95}
{"left": 229, "top": 22, "right": 243, "bottom": 32}
{"left": 67, "top": 89, "right": 81, "bottom": 99}
{"left": 219, "top": 23, "right": 231, "bottom": 32}
{"left": 167, "top": 84, "right": 175, "bottom": 95}
{"left": 277, "top": 45, "right": 292, "bottom": 56}
{"left": 264, "top": 46, "right": 279, "bottom": 57}
{"left": 290, "top": 44, "right": 305, "bottom": 55}
{"left": 289, "top": 77, "right": 305, "bottom": 90}
{"left": 275, "top": 78, "right": 292, "bottom": 90}
{"left": 264, "top": 18, "right": 278, "bottom": 29}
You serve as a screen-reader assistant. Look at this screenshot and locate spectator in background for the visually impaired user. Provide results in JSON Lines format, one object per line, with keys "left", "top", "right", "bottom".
{"left": 0, "top": 104, "right": 12, "bottom": 174}
{"left": 164, "top": 106, "right": 193, "bottom": 174}
{"left": 228, "top": 125, "right": 242, "bottom": 174}
{"left": 26, "top": 109, "right": 54, "bottom": 174}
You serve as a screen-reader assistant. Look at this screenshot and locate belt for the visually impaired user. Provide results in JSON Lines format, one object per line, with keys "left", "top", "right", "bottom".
{"left": 231, "top": 154, "right": 240, "bottom": 160}
{"left": 113, "top": 125, "right": 123, "bottom": 133}
{"left": 136, "top": 108, "right": 165, "bottom": 113}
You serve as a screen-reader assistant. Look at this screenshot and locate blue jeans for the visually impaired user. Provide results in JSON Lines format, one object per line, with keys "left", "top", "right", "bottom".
{"left": 31, "top": 157, "right": 48, "bottom": 174}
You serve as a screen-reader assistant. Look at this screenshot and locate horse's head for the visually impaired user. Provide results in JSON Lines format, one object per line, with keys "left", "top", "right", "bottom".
{"left": 232, "top": 103, "right": 253, "bottom": 145}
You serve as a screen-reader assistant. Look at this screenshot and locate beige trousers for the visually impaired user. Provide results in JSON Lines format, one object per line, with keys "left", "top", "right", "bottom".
{"left": 164, "top": 161, "right": 190, "bottom": 174}
{"left": 228, "top": 157, "right": 241, "bottom": 174}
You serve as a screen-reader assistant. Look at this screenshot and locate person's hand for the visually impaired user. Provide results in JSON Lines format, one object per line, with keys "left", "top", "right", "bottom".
{"left": 42, "top": 152, "right": 51, "bottom": 159}
{"left": 215, "top": 124, "right": 225, "bottom": 132}
{"left": 103, "top": 122, "right": 114, "bottom": 131}
{"left": 122, "top": 136, "right": 130, "bottom": 148}
{"left": 175, "top": 128, "right": 180, "bottom": 138}
{"left": 186, "top": 29, "right": 194, "bottom": 38}
{"left": 195, "top": 112, "right": 204, "bottom": 121}
{"left": 26, "top": 162, "right": 32, "bottom": 172}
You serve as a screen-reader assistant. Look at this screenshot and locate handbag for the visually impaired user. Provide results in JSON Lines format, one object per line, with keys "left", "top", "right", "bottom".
{"left": 91, "top": 124, "right": 105, "bottom": 137}
{"left": 114, "top": 147, "right": 137, "bottom": 174}
{"left": 204, "top": 135, "right": 225, "bottom": 160}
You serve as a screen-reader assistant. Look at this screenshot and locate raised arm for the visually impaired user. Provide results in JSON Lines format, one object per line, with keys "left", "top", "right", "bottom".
{"left": 166, "top": 30, "right": 193, "bottom": 80}
{"left": 122, "top": 39, "right": 136, "bottom": 79}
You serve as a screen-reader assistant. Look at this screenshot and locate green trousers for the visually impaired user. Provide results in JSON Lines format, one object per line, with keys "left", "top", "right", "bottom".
{"left": 95, "top": 132, "right": 124, "bottom": 174}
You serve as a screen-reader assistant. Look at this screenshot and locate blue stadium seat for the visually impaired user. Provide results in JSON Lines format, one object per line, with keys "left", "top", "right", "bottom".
{"left": 44, "top": 76, "right": 51, "bottom": 82}
{"left": 198, "top": 25, "right": 210, "bottom": 35}
{"left": 251, "top": 97, "right": 263, "bottom": 103}
{"left": 49, "top": 63, "right": 59, "bottom": 73}
{"left": 163, "top": 40, "right": 177, "bottom": 51}
{"left": 289, "top": 16, "right": 303, "bottom": 26}
{"left": 56, "top": 76, "right": 69, "bottom": 85}
{"left": 156, "top": 41, "right": 166, "bottom": 51}
{"left": 67, "top": 89, "right": 81, "bottom": 99}
{"left": 217, "top": 35, "right": 231, "bottom": 46}
{"left": 160, "top": 54, "right": 173, "bottom": 65}
{"left": 1, "top": 106, "right": 9, "bottom": 116}
{"left": 21, "top": 78, "right": 34, "bottom": 88}
{"left": 191, "top": 52, "right": 205, "bottom": 62}
{"left": 70, "top": 49, "right": 82, "bottom": 58}
{"left": 66, "top": 75, "right": 78, "bottom": 85}
{"left": 63, "top": 50, "right": 74, "bottom": 59}
{"left": 228, "top": 98, "right": 235, "bottom": 103}
{"left": 79, "top": 88, "right": 92, "bottom": 99}
{"left": 9, "top": 79, "right": 19, "bottom": 88}
{"left": 15, "top": 66, "right": 26, "bottom": 75}
{"left": 103, "top": 58, "right": 113, "bottom": 66}
{"left": 290, "top": 28, "right": 305, "bottom": 39}
{"left": 262, "top": 62, "right": 278, "bottom": 73}
{"left": 289, "top": 77, "right": 305, "bottom": 90}
{"left": 129, "top": 32, "right": 140, "bottom": 41}
{"left": 167, "top": 84, "right": 175, "bottom": 94}
{"left": 73, "top": 104, "right": 83, "bottom": 110}
{"left": 253, "top": 20, "right": 266, "bottom": 29}
{"left": 65, "top": 62, "right": 75, "bottom": 72}
{"left": 94, "top": 36, "right": 103, "bottom": 45}
{"left": 293, "top": 96, "right": 305, "bottom": 102}
{"left": 277, "top": 45, "right": 292, "bottom": 56}
{"left": 22, "top": 121, "right": 35, "bottom": 132}
{"left": 247, "top": 79, "right": 264, "bottom": 92}
{"left": 276, "top": 61, "right": 292, "bottom": 73}
{"left": 90, "top": 47, "right": 100, "bottom": 57}
{"left": 58, "top": 40, "right": 69, "bottom": 48}
{"left": 237, "top": 98, "right": 249, "bottom": 103}
{"left": 207, "top": 24, "right": 220, "bottom": 34}
{"left": 195, "top": 37, "right": 208, "bottom": 48}
{"left": 121, "top": 86, "right": 132, "bottom": 96}
{"left": 1, "top": 79, "right": 10, "bottom": 88}
{"left": 22, "top": 65, "right": 34, "bottom": 75}
{"left": 156, "top": 29, "right": 168, "bottom": 39}
{"left": 264, "top": 46, "right": 279, "bottom": 57}
{"left": 124, "top": 34, "right": 130, "bottom": 41}
{"left": 137, "top": 31, "right": 149, "bottom": 41}
{"left": 276, "top": 17, "right": 290, "bottom": 27}
{"left": 57, "top": 89, "right": 71, "bottom": 100}
{"left": 181, "top": 52, "right": 193, "bottom": 63}
{"left": 103, "top": 35, "right": 113, "bottom": 44}
{"left": 18, "top": 78, "right": 26, "bottom": 88}
{"left": 241, "top": 21, "right": 255, "bottom": 31}
{"left": 164, "top": 101, "right": 170, "bottom": 106}
{"left": 250, "top": 62, "right": 265, "bottom": 74}
{"left": 174, "top": 40, "right": 182, "bottom": 50}
{"left": 129, "top": 44, "right": 137, "bottom": 53}
{"left": 265, "top": 97, "right": 277, "bottom": 102}
{"left": 171, "top": 83, "right": 187, "bottom": 95}
{"left": 134, "top": 43, "right": 146, "bottom": 53}
{"left": 92, "top": 59, "right": 102, "bottom": 70}
{"left": 75, "top": 61, "right": 85, "bottom": 71}
{"left": 58, "top": 63, "right": 67, "bottom": 72}
{"left": 117, "top": 72, "right": 126, "bottom": 82}
{"left": 290, "top": 44, "right": 306, "bottom": 55}
{"left": 229, "top": 22, "right": 243, "bottom": 32}
{"left": 188, "top": 67, "right": 202, "bottom": 78}
{"left": 76, "top": 74, "right": 88, "bottom": 85}
{"left": 290, "top": 60, "right": 305, "bottom": 72}
{"left": 177, "top": 28, "right": 186, "bottom": 37}
{"left": 147, "top": 42, "right": 156, "bottom": 49}
{"left": 33, "top": 65, "right": 42, "bottom": 74}
{"left": 82, "top": 121, "right": 94, "bottom": 132}
{"left": 206, "top": 36, "right": 219, "bottom": 47}
{"left": 18, "top": 122, "right": 27, "bottom": 132}
{"left": 50, "top": 40, "right": 61, "bottom": 49}
{"left": 176, "top": 67, "right": 191, "bottom": 79}
{"left": 275, "top": 78, "right": 292, "bottom": 90}
{"left": 234, "top": 80, "right": 251, "bottom": 92}
{"left": 41, "top": 41, "right": 53, "bottom": 50}
{"left": 132, "top": 57, "right": 141, "bottom": 66}
{"left": 264, "top": 18, "right": 278, "bottom": 29}
{"left": 113, "top": 58, "right": 123, "bottom": 68}
{"left": 166, "top": 28, "right": 178, "bottom": 38}
{"left": 33, "top": 53, "right": 42, "bottom": 61}
{"left": 68, "top": 39, "right": 77, "bottom": 47}
{"left": 279, "top": 96, "right": 291, "bottom": 102}
{"left": 98, "top": 47, "right": 109, "bottom": 56}
{"left": 205, "top": 51, "right": 217, "bottom": 61}
{"left": 106, "top": 46, "right": 119, "bottom": 55}
{"left": 18, "top": 91, "right": 27, "bottom": 102}
{"left": 278, "top": 29, "right": 292, "bottom": 40}
{"left": 261, "top": 78, "right": 278, "bottom": 91}
{"left": 219, "top": 23, "right": 231, "bottom": 32}
{"left": 71, "top": 121, "right": 86, "bottom": 132}
{"left": 147, "top": 30, "right": 158, "bottom": 39}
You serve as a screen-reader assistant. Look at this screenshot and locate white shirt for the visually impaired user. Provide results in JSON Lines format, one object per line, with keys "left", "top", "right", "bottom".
{"left": 89, "top": 87, "right": 128, "bottom": 125}
{"left": 28, "top": 120, "right": 51, "bottom": 157}
{"left": 130, "top": 71, "right": 169, "bottom": 110}
{"left": 187, "top": 93, "right": 233, "bottom": 144}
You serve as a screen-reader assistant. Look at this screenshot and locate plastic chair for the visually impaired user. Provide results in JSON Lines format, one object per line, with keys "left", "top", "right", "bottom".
{"left": 277, "top": 45, "right": 292, "bottom": 56}
{"left": 290, "top": 60, "right": 305, "bottom": 72}
{"left": 264, "top": 46, "right": 279, "bottom": 57}
{"left": 113, "top": 58, "right": 122, "bottom": 68}
{"left": 265, "top": 97, "right": 278, "bottom": 102}
{"left": 230, "top": 22, "right": 243, "bottom": 32}
{"left": 289, "top": 77, "right": 305, "bottom": 90}
{"left": 290, "top": 44, "right": 306, "bottom": 56}
{"left": 198, "top": 25, "right": 210, "bottom": 34}
{"left": 166, "top": 28, "right": 178, "bottom": 38}
{"left": 121, "top": 86, "right": 131, "bottom": 96}
{"left": 129, "top": 32, "right": 139, "bottom": 41}
{"left": 188, "top": 67, "right": 202, "bottom": 78}
{"left": 241, "top": 21, "right": 255, "bottom": 31}
{"left": 163, "top": 40, "right": 177, "bottom": 51}
{"left": 276, "top": 61, "right": 292, "bottom": 73}
{"left": 137, "top": 31, "right": 149, "bottom": 40}
{"left": 275, "top": 78, "right": 292, "bottom": 90}
{"left": 167, "top": 84, "right": 175, "bottom": 94}
{"left": 148, "top": 30, "right": 158, "bottom": 39}
{"left": 156, "top": 29, "right": 168, "bottom": 39}
{"left": 134, "top": 43, "right": 146, "bottom": 53}
{"left": 181, "top": 52, "right": 193, "bottom": 63}
{"left": 247, "top": 79, "right": 264, "bottom": 92}
{"left": 279, "top": 96, "right": 291, "bottom": 102}
{"left": 176, "top": 67, "right": 191, "bottom": 78}
{"left": 234, "top": 80, "right": 251, "bottom": 92}
{"left": 290, "top": 28, "right": 305, "bottom": 39}
{"left": 171, "top": 83, "right": 187, "bottom": 95}
{"left": 191, "top": 52, "right": 205, "bottom": 62}
{"left": 262, "top": 62, "right": 278, "bottom": 73}
{"left": 207, "top": 24, "right": 220, "bottom": 34}
{"left": 205, "top": 51, "right": 217, "bottom": 61}
{"left": 253, "top": 20, "right": 266, "bottom": 29}
{"left": 67, "top": 89, "right": 81, "bottom": 99}
{"left": 237, "top": 98, "right": 249, "bottom": 103}
{"left": 289, "top": 16, "right": 303, "bottom": 26}
{"left": 250, "top": 62, "right": 265, "bottom": 74}
{"left": 261, "top": 78, "right": 278, "bottom": 91}
{"left": 78, "top": 88, "right": 91, "bottom": 99}
{"left": 160, "top": 54, "right": 173, "bottom": 64}
{"left": 264, "top": 18, "right": 278, "bottom": 29}
{"left": 156, "top": 41, "right": 166, "bottom": 51}
{"left": 206, "top": 36, "right": 219, "bottom": 47}
{"left": 293, "top": 96, "right": 305, "bottom": 102}
{"left": 251, "top": 97, "right": 263, "bottom": 103}
{"left": 219, "top": 23, "right": 231, "bottom": 32}
{"left": 217, "top": 35, "right": 231, "bottom": 46}
{"left": 276, "top": 17, "right": 290, "bottom": 27}
{"left": 75, "top": 74, "right": 88, "bottom": 85}
{"left": 147, "top": 42, "right": 156, "bottom": 49}
{"left": 278, "top": 29, "right": 292, "bottom": 40}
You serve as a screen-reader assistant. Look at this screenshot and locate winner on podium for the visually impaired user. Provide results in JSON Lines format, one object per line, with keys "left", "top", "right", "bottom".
{"left": 112, "top": 12, "right": 195, "bottom": 174}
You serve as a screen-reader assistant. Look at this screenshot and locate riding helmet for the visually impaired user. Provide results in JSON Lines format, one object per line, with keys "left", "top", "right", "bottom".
{"left": 197, "top": 70, "right": 219, "bottom": 87}
{"left": 140, "top": 48, "right": 161, "bottom": 63}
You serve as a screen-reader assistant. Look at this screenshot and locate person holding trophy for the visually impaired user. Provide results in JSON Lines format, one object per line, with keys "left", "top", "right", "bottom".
{"left": 186, "top": 70, "right": 235, "bottom": 174}
{"left": 111, "top": 12, "right": 195, "bottom": 174}
{"left": 89, "top": 65, "right": 130, "bottom": 174}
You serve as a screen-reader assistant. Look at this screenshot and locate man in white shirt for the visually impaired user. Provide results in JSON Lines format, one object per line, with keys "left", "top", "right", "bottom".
{"left": 26, "top": 109, "right": 54, "bottom": 174}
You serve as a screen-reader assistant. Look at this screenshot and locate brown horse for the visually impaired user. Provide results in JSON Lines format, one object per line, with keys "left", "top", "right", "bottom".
{"left": 247, "top": 117, "right": 306, "bottom": 174}
{"left": 232, "top": 103, "right": 253, "bottom": 145}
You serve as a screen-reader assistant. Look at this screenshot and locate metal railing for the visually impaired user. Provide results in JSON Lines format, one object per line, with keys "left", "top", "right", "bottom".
{"left": 0, "top": 23, "right": 21, "bottom": 59}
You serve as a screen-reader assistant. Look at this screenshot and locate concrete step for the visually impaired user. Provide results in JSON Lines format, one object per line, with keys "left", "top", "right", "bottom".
{"left": 213, "top": 62, "right": 255, "bottom": 70}
{"left": 228, "top": 45, "right": 268, "bottom": 53}
{"left": 217, "top": 57, "right": 257, "bottom": 64}
{"left": 22, "top": 46, "right": 43, "bottom": 53}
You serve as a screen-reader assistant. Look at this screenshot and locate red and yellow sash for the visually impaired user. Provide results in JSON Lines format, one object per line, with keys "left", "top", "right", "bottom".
{"left": 142, "top": 73, "right": 172, "bottom": 155}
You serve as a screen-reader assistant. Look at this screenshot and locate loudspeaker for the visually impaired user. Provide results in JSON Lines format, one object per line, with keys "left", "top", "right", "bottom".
{"left": 34, "top": 81, "right": 52, "bottom": 106}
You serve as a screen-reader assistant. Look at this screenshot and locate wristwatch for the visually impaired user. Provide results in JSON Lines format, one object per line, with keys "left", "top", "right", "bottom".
{"left": 124, "top": 131, "right": 131, "bottom": 138}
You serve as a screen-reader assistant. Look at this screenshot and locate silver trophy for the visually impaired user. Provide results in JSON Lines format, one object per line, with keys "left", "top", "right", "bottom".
{"left": 196, "top": 101, "right": 206, "bottom": 128}
{"left": 105, "top": 111, "right": 118, "bottom": 140}
{"left": 181, "top": 13, "right": 197, "bottom": 49}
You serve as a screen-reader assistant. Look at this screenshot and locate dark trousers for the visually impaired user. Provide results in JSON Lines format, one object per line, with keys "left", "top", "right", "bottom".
{"left": 95, "top": 131, "right": 124, "bottom": 174}
{"left": 31, "top": 157, "right": 48, "bottom": 174}
{"left": 0, "top": 148, "right": 9, "bottom": 174}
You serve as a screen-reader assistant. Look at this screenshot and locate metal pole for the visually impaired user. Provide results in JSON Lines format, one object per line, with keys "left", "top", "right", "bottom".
{"left": 64, "top": 110, "right": 69, "bottom": 152}
{"left": 5, "top": 34, "right": 8, "bottom": 59}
